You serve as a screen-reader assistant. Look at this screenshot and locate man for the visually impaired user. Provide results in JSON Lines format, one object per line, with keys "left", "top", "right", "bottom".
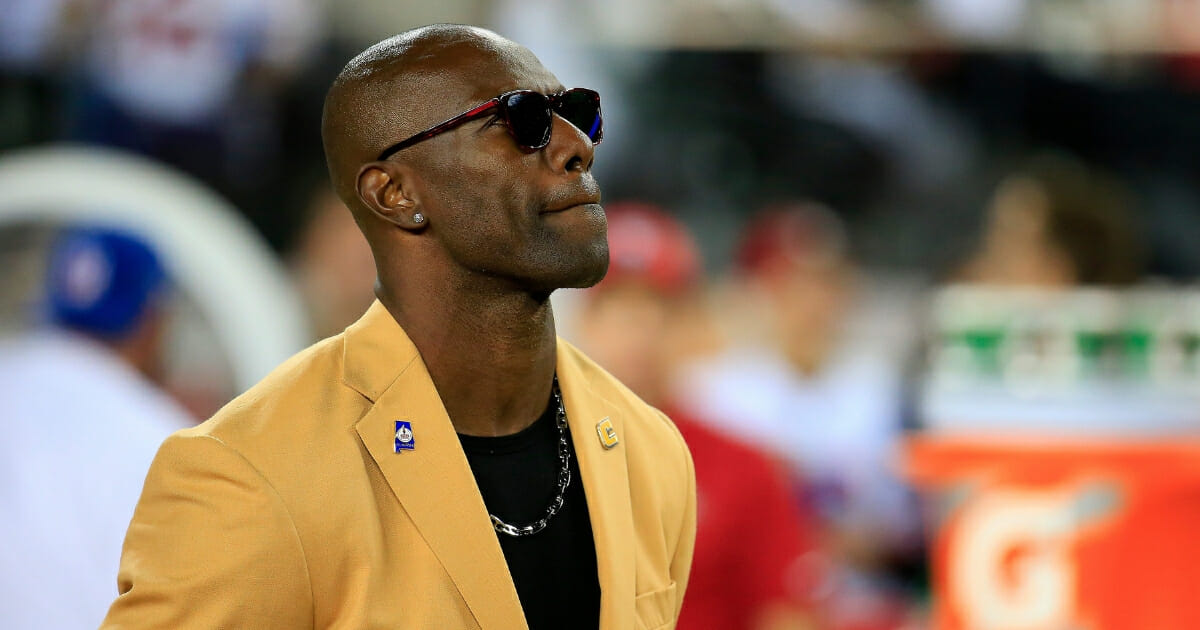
{"left": 102, "top": 24, "right": 696, "bottom": 630}
{"left": 572, "top": 203, "right": 823, "bottom": 630}
{"left": 955, "top": 153, "right": 1143, "bottom": 287}
{"left": 0, "top": 227, "right": 190, "bottom": 629}
{"left": 675, "top": 204, "right": 919, "bottom": 629}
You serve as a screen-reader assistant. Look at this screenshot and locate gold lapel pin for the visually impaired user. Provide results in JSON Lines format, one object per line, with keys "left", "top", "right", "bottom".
{"left": 596, "top": 417, "right": 619, "bottom": 449}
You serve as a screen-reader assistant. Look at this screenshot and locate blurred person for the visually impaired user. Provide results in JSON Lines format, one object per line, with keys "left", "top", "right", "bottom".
{"left": 574, "top": 202, "right": 823, "bottom": 630}
{"left": 0, "top": 0, "right": 68, "bottom": 70}
{"left": 289, "top": 182, "right": 377, "bottom": 340}
{"left": 920, "top": 153, "right": 1149, "bottom": 428}
{"left": 103, "top": 25, "right": 696, "bottom": 629}
{"left": 63, "top": 0, "right": 319, "bottom": 195}
{"left": 0, "top": 0, "right": 72, "bottom": 148}
{"left": 0, "top": 226, "right": 190, "bottom": 629}
{"left": 676, "top": 203, "right": 919, "bottom": 630}
{"left": 956, "top": 152, "right": 1144, "bottom": 287}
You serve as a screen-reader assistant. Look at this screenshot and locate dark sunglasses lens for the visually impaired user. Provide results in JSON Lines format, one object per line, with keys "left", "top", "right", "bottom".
{"left": 556, "top": 89, "right": 602, "bottom": 143}
{"left": 503, "top": 92, "right": 553, "bottom": 149}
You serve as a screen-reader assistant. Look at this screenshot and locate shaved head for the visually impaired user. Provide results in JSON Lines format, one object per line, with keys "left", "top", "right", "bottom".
{"left": 319, "top": 24, "right": 607, "bottom": 303}
{"left": 321, "top": 25, "right": 541, "bottom": 212}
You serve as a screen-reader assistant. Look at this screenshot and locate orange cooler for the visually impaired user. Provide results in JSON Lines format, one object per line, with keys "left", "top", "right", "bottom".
{"left": 905, "top": 437, "right": 1200, "bottom": 630}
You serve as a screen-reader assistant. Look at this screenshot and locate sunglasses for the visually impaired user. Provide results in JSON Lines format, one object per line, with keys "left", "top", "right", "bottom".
{"left": 377, "top": 87, "right": 603, "bottom": 161}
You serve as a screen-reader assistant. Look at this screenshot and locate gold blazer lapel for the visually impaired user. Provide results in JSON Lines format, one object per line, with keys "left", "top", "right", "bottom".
{"left": 557, "top": 344, "right": 637, "bottom": 630}
{"left": 345, "top": 303, "right": 526, "bottom": 629}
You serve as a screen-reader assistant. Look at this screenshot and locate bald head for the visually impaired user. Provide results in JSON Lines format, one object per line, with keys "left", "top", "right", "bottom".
{"left": 319, "top": 25, "right": 607, "bottom": 301}
{"left": 321, "top": 25, "right": 544, "bottom": 211}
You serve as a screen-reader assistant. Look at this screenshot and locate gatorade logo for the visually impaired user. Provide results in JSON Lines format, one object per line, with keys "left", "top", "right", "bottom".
{"left": 947, "top": 482, "right": 1119, "bottom": 630}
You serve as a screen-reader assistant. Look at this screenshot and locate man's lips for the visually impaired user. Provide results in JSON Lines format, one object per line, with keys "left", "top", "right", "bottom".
{"left": 542, "top": 181, "right": 602, "bottom": 214}
{"left": 542, "top": 200, "right": 602, "bottom": 214}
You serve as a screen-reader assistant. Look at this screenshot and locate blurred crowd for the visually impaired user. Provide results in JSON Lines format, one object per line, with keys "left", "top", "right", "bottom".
{"left": 4, "top": 1, "right": 1200, "bottom": 629}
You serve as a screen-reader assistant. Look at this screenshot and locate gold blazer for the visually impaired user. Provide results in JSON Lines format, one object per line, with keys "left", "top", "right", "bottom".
{"left": 102, "top": 301, "right": 696, "bottom": 630}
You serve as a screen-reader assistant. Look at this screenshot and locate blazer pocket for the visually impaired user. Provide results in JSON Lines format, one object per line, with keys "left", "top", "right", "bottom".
{"left": 634, "top": 581, "right": 677, "bottom": 630}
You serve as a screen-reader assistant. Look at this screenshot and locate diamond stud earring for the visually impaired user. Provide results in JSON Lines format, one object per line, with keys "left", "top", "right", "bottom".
{"left": 413, "top": 213, "right": 425, "bottom": 224}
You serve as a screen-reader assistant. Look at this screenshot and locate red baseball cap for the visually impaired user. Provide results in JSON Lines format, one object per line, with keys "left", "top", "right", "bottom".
{"left": 735, "top": 202, "right": 847, "bottom": 277}
{"left": 598, "top": 202, "right": 701, "bottom": 295}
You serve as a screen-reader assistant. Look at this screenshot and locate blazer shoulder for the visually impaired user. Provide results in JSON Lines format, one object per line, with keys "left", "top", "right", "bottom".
{"left": 191, "top": 334, "right": 360, "bottom": 447}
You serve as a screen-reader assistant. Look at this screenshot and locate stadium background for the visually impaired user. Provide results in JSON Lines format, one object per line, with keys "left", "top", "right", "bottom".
{"left": 4, "top": 1, "right": 1200, "bottom": 629}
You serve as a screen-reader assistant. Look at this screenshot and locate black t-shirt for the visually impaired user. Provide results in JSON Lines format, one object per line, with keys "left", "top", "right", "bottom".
{"left": 458, "top": 397, "right": 601, "bottom": 630}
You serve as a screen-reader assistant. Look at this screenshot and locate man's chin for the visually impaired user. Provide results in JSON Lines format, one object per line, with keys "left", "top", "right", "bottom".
{"left": 530, "top": 249, "right": 609, "bottom": 293}
{"left": 560, "top": 249, "right": 610, "bottom": 290}
{"left": 558, "top": 268, "right": 607, "bottom": 291}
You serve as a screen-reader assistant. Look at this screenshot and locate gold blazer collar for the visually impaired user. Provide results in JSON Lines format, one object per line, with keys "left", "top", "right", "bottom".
{"left": 343, "top": 301, "right": 637, "bottom": 630}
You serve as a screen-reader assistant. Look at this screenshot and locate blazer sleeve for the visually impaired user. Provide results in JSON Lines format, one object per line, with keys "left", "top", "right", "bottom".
{"left": 101, "top": 432, "right": 312, "bottom": 629}
{"left": 670, "top": 426, "right": 698, "bottom": 621}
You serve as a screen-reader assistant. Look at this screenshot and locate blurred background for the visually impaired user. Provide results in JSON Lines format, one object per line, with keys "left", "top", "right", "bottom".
{"left": 4, "top": 1, "right": 1200, "bottom": 629}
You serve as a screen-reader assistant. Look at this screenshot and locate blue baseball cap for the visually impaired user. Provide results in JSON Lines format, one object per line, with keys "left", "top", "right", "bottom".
{"left": 45, "top": 227, "right": 167, "bottom": 339}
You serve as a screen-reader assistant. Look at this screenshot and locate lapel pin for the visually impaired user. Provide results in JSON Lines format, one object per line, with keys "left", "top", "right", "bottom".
{"left": 596, "top": 417, "right": 619, "bottom": 449}
{"left": 394, "top": 420, "right": 415, "bottom": 452}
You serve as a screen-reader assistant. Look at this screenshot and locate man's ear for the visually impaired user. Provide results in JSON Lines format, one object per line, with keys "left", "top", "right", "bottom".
{"left": 356, "top": 162, "right": 428, "bottom": 231}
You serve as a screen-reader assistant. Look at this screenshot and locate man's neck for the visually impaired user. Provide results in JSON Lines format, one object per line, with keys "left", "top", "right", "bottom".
{"left": 377, "top": 281, "right": 559, "bottom": 437}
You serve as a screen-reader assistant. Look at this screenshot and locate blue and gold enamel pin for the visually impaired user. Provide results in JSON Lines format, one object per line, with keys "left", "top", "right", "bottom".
{"left": 394, "top": 421, "right": 415, "bottom": 452}
{"left": 596, "top": 417, "right": 619, "bottom": 449}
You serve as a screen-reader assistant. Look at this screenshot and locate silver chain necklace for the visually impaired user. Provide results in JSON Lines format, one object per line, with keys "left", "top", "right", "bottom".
{"left": 488, "top": 379, "right": 572, "bottom": 537}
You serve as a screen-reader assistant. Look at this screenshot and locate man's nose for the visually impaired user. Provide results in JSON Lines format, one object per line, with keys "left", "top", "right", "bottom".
{"left": 543, "top": 112, "right": 596, "bottom": 174}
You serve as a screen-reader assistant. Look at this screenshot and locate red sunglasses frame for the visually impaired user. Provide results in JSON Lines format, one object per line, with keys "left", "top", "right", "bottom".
{"left": 376, "top": 88, "right": 602, "bottom": 161}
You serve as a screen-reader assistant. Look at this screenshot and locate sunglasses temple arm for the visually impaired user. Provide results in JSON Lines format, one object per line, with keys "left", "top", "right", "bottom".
{"left": 378, "top": 99, "right": 501, "bottom": 160}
